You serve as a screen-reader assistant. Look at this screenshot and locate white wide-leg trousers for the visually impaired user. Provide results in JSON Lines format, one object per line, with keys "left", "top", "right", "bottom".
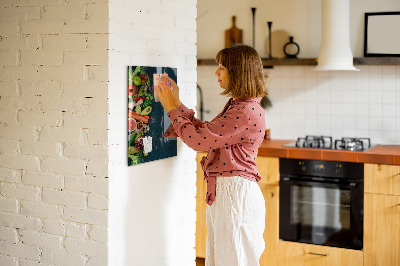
{"left": 205, "top": 176, "right": 266, "bottom": 266}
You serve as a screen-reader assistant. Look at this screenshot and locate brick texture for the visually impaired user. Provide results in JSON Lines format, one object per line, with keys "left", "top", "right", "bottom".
{"left": 0, "top": 0, "right": 109, "bottom": 264}
{"left": 1, "top": 0, "right": 198, "bottom": 265}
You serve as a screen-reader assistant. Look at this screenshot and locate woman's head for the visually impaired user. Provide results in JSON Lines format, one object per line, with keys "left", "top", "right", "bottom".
{"left": 215, "top": 45, "right": 267, "bottom": 99}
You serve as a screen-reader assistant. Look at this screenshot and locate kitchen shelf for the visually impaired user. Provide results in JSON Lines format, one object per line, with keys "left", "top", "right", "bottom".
{"left": 353, "top": 57, "right": 400, "bottom": 65}
{"left": 261, "top": 58, "right": 317, "bottom": 67}
{"left": 197, "top": 58, "right": 317, "bottom": 67}
{"left": 197, "top": 57, "right": 400, "bottom": 68}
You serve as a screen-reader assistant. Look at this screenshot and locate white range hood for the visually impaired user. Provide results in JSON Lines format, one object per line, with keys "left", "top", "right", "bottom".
{"left": 314, "top": 0, "right": 359, "bottom": 71}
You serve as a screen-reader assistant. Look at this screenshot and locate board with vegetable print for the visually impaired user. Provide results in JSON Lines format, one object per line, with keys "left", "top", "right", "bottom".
{"left": 128, "top": 66, "right": 177, "bottom": 166}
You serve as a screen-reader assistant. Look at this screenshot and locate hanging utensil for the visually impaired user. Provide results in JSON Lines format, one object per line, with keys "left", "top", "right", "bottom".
{"left": 251, "top": 7, "right": 256, "bottom": 48}
{"left": 267, "top": 21, "right": 273, "bottom": 58}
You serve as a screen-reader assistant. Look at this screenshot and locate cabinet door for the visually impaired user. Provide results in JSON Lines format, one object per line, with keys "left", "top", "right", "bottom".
{"left": 196, "top": 152, "right": 208, "bottom": 258}
{"left": 364, "top": 193, "right": 400, "bottom": 266}
{"left": 365, "top": 163, "right": 400, "bottom": 196}
{"left": 256, "top": 156, "right": 279, "bottom": 186}
{"left": 259, "top": 185, "right": 279, "bottom": 266}
{"left": 278, "top": 241, "right": 363, "bottom": 266}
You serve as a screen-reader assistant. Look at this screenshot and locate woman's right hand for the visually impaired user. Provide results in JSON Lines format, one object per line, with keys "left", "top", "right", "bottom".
{"left": 162, "top": 76, "right": 181, "bottom": 108}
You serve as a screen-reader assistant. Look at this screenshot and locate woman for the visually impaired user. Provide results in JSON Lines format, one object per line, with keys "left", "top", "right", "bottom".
{"left": 156, "top": 45, "right": 267, "bottom": 266}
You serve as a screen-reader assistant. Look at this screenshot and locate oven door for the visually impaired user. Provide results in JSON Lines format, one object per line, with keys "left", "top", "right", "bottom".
{"left": 279, "top": 177, "right": 363, "bottom": 250}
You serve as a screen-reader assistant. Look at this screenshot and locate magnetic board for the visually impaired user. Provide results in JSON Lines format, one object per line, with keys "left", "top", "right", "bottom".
{"left": 128, "top": 66, "right": 177, "bottom": 166}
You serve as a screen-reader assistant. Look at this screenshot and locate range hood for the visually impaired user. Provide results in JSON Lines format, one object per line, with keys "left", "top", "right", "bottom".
{"left": 314, "top": 0, "right": 359, "bottom": 71}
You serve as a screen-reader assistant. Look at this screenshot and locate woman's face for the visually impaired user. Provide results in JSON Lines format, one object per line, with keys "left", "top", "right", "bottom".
{"left": 215, "top": 64, "right": 229, "bottom": 89}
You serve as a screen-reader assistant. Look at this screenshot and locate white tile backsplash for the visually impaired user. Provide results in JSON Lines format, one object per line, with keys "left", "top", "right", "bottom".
{"left": 383, "top": 117, "right": 397, "bottom": 131}
{"left": 305, "top": 102, "right": 317, "bottom": 115}
{"left": 355, "top": 90, "right": 369, "bottom": 104}
{"left": 197, "top": 65, "right": 400, "bottom": 144}
{"left": 317, "top": 89, "right": 330, "bottom": 103}
{"left": 356, "top": 117, "right": 369, "bottom": 130}
{"left": 369, "top": 104, "right": 383, "bottom": 118}
{"left": 342, "top": 103, "right": 356, "bottom": 116}
{"left": 383, "top": 104, "right": 396, "bottom": 118}
{"left": 369, "top": 76, "right": 383, "bottom": 91}
{"left": 383, "top": 77, "right": 396, "bottom": 91}
{"left": 342, "top": 90, "right": 355, "bottom": 104}
{"left": 330, "top": 103, "right": 342, "bottom": 116}
{"left": 355, "top": 104, "right": 368, "bottom": 117}
{"left": 383, "top": 91, "right": 396, "bottom": 104}
{"left": 369, "top": 91, "right": 383, "bottom": 104}
{"left": 330, "top": 116, "right": 343, "bottom": 128}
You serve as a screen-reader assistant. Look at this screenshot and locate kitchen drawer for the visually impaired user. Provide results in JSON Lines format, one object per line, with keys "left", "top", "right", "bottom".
{"left": 365, "top": 163, "right": 400, "bottom": 196}
{"left": 278, "top": 241, "right": 363, "bottom": 266}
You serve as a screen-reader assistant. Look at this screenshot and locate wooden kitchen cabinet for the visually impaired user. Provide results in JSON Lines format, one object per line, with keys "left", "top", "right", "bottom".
{"left": 196, "top": 152, "right": 208, "bottom": 258}
{"left": 364, "top": 163, "right": 400, "bottom": 266}
{"left": 364, "top": 163, "right": 400, "bottom": 196}
{"left": 278, "top": 241, "right": 363, "bottom": 266}
{"left": 256, "top": 156, "right": 279, "bottom": 186}
{"left": 259, "top": 184, "right": 279, "bottom": 266}
{"left": 364, "top": 193, "right": 400, "bottom": 266}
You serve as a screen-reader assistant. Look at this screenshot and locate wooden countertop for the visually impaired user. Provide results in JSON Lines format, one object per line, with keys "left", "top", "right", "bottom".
{"left": 258, "top": 139, "right": 400, "bottom": 165}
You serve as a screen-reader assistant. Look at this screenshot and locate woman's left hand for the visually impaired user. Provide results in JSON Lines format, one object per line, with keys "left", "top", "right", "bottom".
{"left": 155, "top": 78, "right": 177, "bottom": 114}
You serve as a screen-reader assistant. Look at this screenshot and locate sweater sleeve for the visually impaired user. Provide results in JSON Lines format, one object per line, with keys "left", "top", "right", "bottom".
{"left": 163, "top": 103, "right": 205, "bottom": 137}
{"left": 166, "top": 106, "right": 252, "bottom": 152}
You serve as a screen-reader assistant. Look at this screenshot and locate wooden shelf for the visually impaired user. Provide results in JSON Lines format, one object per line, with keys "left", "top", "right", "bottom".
{"left": 262, "top": 58, "right": 317, "bottom": 67}
{"left": 197, "top": 58, "right": 317, "bottom": 67}
{"left": 197, "top": 57, "right": 400, "bottom": 68}
{"left": 353, "top": 57, "right": 400, "bottom": 65}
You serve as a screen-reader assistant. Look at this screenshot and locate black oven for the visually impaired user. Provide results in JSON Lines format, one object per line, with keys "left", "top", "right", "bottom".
{"left": 279, "top": 158, "right": 364, "bottom": 250}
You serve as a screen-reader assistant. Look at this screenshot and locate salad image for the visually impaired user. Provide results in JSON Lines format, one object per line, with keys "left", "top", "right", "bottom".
{"left": 127, "top": 66, "right": 177, "bottom": 166}
{"left": 128, "top": 66, "right": 153, "bottom": 165}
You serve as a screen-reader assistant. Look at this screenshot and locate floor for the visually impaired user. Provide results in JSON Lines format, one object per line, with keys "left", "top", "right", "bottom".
{"left": 196, "top": 257, "right": 205, "bottom": 266}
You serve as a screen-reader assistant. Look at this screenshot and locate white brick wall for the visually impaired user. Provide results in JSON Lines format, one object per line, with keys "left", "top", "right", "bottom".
{"left": 108, "top": 0, "right": 197, "bottom": 265}
{"left": 0, "top": 1, "right": 109, "bottom": 265}
{"left": 1, "top": 0, "right": 198, "bottom": 265}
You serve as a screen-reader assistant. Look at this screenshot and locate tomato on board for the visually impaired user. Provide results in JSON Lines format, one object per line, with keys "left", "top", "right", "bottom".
{"left": 128, "top": 84, "right": 137, "bottom": 96}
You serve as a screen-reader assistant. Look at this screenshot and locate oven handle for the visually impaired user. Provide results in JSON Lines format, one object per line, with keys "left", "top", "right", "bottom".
{"left": 281, "top": 177, "right": 358, "bottom": 188}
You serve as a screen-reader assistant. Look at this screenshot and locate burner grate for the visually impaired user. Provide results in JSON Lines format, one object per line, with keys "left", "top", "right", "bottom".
{"left": 291, "top": 136, "right": 372, "bottom": 151}
{"left": 296, "top": 135, "right": 333, "bottom": 149}
{"left": 334, "top": 137, "right": 371, "bottom": 151}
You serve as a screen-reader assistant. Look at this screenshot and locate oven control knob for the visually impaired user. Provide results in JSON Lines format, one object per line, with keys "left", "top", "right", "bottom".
{"left": 298, "top": 162, "right": 306, "bottom": 171}
{"left": 334, "top": 164, "right": 342, "bottom": 174}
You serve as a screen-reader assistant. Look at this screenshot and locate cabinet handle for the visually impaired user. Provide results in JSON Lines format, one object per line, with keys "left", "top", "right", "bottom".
{"left": 309, "top": 252, "right": 329, "bottom": 257}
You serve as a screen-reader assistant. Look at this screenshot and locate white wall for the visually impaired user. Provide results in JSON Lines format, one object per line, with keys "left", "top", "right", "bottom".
{"left": 0, "top": 1, "right": 109, "bottom": 265}
{"left": 266, "top": 65, "right": 400, "bottom": 144}
{"left": 198, "top": 64, "right": 400, "bottom": 145}
{"left": 198, "top": 0, "right": 400, "bottom": 58}
{"left": 108, "top": 0, "right": 198, "bottom": 265}
{"left": 197, "top": 0, "right": 400, "bottom": 145}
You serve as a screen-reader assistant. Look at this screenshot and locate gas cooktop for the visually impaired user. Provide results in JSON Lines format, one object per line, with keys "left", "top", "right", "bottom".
{"left": 283, "top": 135, "right": 376, "bottom": 152}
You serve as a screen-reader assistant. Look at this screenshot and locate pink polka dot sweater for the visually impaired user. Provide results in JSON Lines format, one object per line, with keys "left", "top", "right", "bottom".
{"left": 163, "top": 97, "right": 266, "bottom": 206}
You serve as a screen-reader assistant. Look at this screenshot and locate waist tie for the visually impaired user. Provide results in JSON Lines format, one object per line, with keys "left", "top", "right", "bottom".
{"left": 200, "top": 156, "right": 216, "bottom": 206}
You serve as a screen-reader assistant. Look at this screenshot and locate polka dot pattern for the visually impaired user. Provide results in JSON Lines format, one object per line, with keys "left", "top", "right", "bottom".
{"left": 163, "top": 98, "right": 266, "bottom": 206}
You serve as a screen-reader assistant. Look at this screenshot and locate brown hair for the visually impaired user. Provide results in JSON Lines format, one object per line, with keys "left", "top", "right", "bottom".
{"left": 215, "top": 45, "right": 267, "bottom": 99}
